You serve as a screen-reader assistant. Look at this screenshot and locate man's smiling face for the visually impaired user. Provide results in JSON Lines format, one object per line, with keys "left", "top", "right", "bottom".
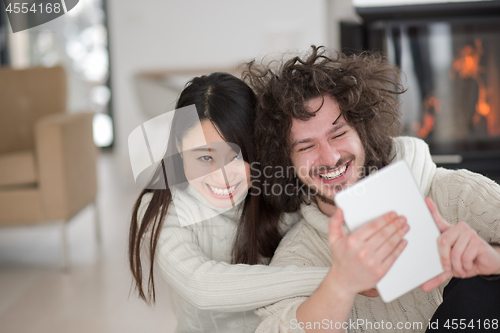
{"left": 290, "top": 95, "right": 366, "bottom": 214}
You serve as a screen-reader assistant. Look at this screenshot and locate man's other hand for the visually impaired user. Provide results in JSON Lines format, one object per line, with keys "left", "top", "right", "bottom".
{"left": 422, "top": 198, "right": 500, "bottom": 292}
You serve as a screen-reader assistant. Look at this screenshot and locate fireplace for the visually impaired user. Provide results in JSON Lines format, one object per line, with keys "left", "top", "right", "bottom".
{"left": 342, "top": 1, "right": 500, "bottom": 179}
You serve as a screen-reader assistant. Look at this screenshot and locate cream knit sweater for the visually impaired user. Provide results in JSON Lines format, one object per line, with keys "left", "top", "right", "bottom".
{"left": 138, "top": 137, "right": 438, "bottom": 333}
{"left": 255, "top": 163, "right": 500, "bottom": 332}
{"left": 140, "top": 177, "right": 328, "bottom": 333}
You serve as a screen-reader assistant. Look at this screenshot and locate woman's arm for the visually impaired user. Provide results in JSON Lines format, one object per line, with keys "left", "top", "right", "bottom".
{"left": 147, "top": 192, "right": 328, "bottom": 312}
{"left": 156, "top": 224, "right": 328, "bottom": 312}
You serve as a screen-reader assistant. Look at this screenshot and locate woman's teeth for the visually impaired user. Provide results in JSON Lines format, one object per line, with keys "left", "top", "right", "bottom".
{"left": 209, "top": 184, "right": 237, "bottom": 196}
{"left": 318, "top": 164, "right": 348, "bottom": 180}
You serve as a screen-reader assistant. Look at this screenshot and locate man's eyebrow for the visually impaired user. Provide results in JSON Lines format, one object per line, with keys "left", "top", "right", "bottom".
{"left": 291, "top": 138, "right": 314, "bottom": 149}
{"left": 328, "top": 122, "right": 346, "bottom": 135}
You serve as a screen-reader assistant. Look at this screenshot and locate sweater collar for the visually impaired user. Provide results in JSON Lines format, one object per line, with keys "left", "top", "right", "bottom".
{"left": 170, "top": 184, "right": 244, "bottom": 223}
{"left": 300, "top": 201, "right": 350, "bottom": 238}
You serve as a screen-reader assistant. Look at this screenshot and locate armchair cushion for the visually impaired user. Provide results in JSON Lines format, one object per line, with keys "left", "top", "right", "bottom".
{"left": 0, "top": 150, "right": 37, "bottom": 187}
{"left": 35, "top": 112, "right": 97, "bottom": 220}
{"left": 0, "top": 188, "right": 43, "bottom": 226}
{"left": 0, "top": 66, "right": 66, "bottom": 155}
{"left": 0, "top": 112, "right": 97, "bottom": 225}
{"left": 0, "top": 66, "right": 98, "bottom": 234}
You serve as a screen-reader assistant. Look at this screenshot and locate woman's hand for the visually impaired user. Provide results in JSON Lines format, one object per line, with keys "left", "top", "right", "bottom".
{"left": 326, "top": 208, "right": 409, "bottom": 297}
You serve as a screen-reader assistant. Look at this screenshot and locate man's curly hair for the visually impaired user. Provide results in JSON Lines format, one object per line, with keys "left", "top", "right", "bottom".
{"left": 243, "top": 46, "right": 404, "bottom": 213}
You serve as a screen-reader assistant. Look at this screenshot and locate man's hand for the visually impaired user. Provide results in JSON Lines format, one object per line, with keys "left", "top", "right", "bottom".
{"left": 327, "top": 208, "right": 409, "bottom": 297}
{"left": 422, "top": 198, "right": 500, "bottom": 292}
{"left": 358, "top": 288, "right": 380, "bottom": 297}
{"left": 296, "top": 209, "right": 409, "bottom": 333}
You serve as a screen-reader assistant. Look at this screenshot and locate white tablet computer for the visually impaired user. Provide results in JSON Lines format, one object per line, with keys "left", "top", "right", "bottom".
{"left": 334, "top": 160, "right": 443, "bottom": 303}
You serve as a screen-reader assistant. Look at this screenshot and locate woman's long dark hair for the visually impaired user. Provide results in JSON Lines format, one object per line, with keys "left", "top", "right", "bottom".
{"left": 129, "top": 72, "right": 281, "bottom": 304}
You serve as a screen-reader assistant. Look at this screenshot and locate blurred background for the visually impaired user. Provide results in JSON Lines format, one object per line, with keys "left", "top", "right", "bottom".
{"left": 0, "top": 0, "right": 499, "bottom": 332}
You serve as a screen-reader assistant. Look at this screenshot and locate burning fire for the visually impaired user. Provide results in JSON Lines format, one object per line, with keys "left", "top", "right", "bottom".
{"left": 412, "top": 96, "right": 441, "bottom": 138}
{"left": 452, "top": 39, "right": 483, "bottom": 79}
{"left": 414, "top": 39, "right": 500, "bottom": 138}
{"left": 451, "top": 39, "right": 499, "bottom": 136}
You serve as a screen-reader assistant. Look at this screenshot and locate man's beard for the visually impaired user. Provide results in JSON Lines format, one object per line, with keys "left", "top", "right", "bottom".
{"left": 315, "top": 191, "right": 336, "bottom": 205}
{"left": 306, "top": 183, "right": 337, "bottom": 206}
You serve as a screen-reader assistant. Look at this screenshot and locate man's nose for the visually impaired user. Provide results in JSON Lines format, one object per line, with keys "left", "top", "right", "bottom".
{"left": 317, "top": 143, "right": 341, "bottom": 167}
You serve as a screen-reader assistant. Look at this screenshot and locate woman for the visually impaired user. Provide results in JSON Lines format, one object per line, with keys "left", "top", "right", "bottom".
{"left": 129, "top": 72, "right": 329, "bottom": 333}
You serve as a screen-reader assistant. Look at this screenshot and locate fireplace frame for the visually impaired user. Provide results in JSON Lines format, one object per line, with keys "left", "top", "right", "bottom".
{"left": 342, "top": 1, "right": 500, "bottom": 179}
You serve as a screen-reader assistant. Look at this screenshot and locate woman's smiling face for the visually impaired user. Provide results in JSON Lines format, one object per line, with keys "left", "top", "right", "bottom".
{"left": 179, "top": 120, "right": 250, "bottom": 208}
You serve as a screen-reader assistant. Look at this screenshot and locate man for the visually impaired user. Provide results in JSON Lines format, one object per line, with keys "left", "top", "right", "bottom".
{"left": 244, "top": 46, "right": 500, "bottom": 332}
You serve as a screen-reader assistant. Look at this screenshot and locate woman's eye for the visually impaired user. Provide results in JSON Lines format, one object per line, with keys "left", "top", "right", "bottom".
{"left": 198, "top": 155, "right": 213, "bottom": 162}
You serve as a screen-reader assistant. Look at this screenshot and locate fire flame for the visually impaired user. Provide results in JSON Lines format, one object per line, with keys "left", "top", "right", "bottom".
{"left": 452, "top": 39, "right": 483, "bottom": 79}
{"left": 451, "top": 39, "right": 499, "bottom": 135}
{"left": 415, "top": 39, "right": 500, "bottom": 138}
{"left": 412, "top": 96, "right": 441, "bottom": 138}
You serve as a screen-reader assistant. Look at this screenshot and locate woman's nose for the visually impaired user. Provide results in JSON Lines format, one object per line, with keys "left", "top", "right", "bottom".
{"left": 208, "top": 168, "right": 228, "bottom": 185}
{"left": 221, "top": 159, "right": 247, "bottom": 181}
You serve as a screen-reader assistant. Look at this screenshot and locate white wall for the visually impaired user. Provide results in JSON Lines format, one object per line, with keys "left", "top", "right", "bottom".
{"left": 107, "top": 0, "right": 329, "bottom": 163}
{"left": 327, "top": 0, "right": 360, "bottom": 52}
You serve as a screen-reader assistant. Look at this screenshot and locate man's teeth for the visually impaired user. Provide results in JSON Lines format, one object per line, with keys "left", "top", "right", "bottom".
{"left": 209, "top": 185, "right": 237, "bottom": 196}
{"left": 318, "top": 164, "right": 347, "bottom": 180}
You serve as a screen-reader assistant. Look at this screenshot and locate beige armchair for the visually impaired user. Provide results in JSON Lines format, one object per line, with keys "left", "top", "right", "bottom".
{"left": 0, "top": 65, "right": 99, "bottom": 269}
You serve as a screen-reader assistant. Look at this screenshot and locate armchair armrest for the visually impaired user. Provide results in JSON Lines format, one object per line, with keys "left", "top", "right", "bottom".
{"left": 35, "top": 112, "right": 98, "bottom": 220}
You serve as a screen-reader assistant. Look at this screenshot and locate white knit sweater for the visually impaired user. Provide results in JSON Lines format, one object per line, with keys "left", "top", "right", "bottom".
{"left": 255, "top": 158, "right": 500, "bottom": 332}
{"left": 140, "top": 177, "right": 328, "bottom": 333}
{"left": 139, "top": 136, "right": 437, "bottom": 333}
